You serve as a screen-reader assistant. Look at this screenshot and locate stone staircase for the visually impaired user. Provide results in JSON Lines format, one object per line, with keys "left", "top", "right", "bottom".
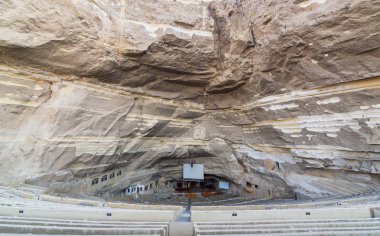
{"left": 0, "top": 216, "right": 169, "bottom": 236}
{"left": 194, "top": 218, "right": 380, "bottom": 235}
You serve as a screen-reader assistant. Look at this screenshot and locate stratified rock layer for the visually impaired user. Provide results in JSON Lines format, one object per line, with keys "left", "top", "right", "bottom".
{"left": 0, "top": 0, "right": 379, "bottom": 199}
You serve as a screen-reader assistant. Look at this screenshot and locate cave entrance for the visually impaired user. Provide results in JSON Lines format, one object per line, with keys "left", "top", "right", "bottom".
{"left": 177, "top": 163, "right": 206, "bottom": 193}
{"left": 174, "top": 179, "right": 213, "bottom": 192}
{"left": 173, "top": 175, "right": 229, "bottom": 194}
{"left": 170, "top": 163, "right": 232, "bottom": 201}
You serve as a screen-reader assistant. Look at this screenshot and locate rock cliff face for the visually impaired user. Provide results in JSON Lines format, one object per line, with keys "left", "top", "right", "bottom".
{"left": 0, "top": 0, "right": 379, "bottom": 199}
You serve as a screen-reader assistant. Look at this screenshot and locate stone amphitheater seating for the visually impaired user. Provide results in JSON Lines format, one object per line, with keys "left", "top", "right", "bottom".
{"left": 192, "top": 204, "right": 380, "bottom": 235}
{"left": 0, "top": 216, "right": 168, "bottom": 235}
{"left": 16, "top": 184, "right": 48, "bottom": 195}
{"left": 309, "top": 179, "right": 380, "bottom": 197}
{"left": 191, "top": 193, "right": 380, "bottom": 211}
{"left": 191, "top": 207, "right": 375, "bottom": 222}
{"left": 1, "top": 185, "right": 380, "bottom": 235}
{"left": 0, "top": 186, "right": 177, "bottom": 235}
{"left": 0, "top": 206, "right": 176, "bottom": 222}
{"left": 194, "top": 218, "right": 380, "bottom": 235}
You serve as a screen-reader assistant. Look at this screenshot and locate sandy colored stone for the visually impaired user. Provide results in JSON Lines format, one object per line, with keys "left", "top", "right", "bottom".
{"left": 0, "top": 0, "right": 379, "bottom": 199}
{"left": 263, "top": 159, "right": 276, "bottom": 171}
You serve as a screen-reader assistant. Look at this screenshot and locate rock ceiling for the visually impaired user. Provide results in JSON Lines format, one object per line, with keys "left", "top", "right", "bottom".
{"left": 0, "top": 0, "right": 379, "bottom": 197}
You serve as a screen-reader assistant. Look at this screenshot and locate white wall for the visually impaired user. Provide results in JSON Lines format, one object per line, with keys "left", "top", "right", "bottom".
{"left": 183, "top": 164, "right": 204, "bottom": 180}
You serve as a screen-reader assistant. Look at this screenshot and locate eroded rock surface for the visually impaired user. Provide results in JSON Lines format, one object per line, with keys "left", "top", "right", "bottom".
{"left": 0, "top": 0, "right": 379, "bottom": 199}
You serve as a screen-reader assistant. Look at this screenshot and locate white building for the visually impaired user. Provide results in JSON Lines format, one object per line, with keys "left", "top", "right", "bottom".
{"left": 125, "top": 181, "right": 156, "bottom": 195}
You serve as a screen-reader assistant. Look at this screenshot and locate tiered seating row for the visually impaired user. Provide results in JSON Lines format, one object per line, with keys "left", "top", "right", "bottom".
{"left": 194, "top": 218, "right": 380, "bottom": 235}
{"left": 7, "top": 186, "right": 182, "bottom": 211}
{"left": 310, "top": 179, "right": 380, "bottom": 197}
{"left": 191, "top": 207, "right": 373, "bottom": 222}
{"left": 0, "top": 216, "right": 168, "bottom": 236}
{"left": 0, "top": 206, "right": 176, "bottom": 222}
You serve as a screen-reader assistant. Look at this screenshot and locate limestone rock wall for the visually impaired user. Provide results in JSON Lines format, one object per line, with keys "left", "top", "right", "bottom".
{"left": 0, "top": 0, "right": 379, "bottom": 198}
{"left": 203, "top": 0, "right": 380, "bottom": 197}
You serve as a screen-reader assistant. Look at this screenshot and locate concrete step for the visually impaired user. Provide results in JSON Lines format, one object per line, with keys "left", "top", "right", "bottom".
{"left": 334, "top": 181, "right": 380, "bottom": 195}
{"left": 17, "top": 185, "right": 47, "bottom": 194}
{"left": 195, "top": 227, "right": 380, "bottom": 235}
{"left": 195, "top": 221, "right": 380, "bottom": 230}
{"left": 349, "top": 182, "right": 373, "bottom": 194}
{"left": 0, "top": 219, "right": 168, "bottom": 227}
{"left": 0, "top": 205, "right": 176, "bottom": 222}
{"left": 309, "top": 181, "right": 346, "bottom": 196}
{"left": 319, "top": 180, "right": 357, "bottom": 196}
{"left": 0, "top": 215, "right": 169, "bottom": 225}
{"left": 332, "top": 181, "right": 373, "bottom": 195}
{"left": 169, "top": 222, "right": 193, "bottom": 236}
{"left": 0, "top": 219, "right": 169, "bottom": 228}
{"left": 196, "top": 229, "right": 380, "bottom": 236}
{"left": 0, "top": 224, "right": 166, "bottom": 236}
{"left": 0, "top": 235, "right": 161, "bottom": 236}
{"left": 194, "top": 218, "right": 380, "bottom": 225}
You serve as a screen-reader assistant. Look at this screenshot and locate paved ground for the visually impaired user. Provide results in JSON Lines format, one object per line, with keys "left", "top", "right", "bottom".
{"left": 169, "top": 222, "right": 193, "bottom": 236}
